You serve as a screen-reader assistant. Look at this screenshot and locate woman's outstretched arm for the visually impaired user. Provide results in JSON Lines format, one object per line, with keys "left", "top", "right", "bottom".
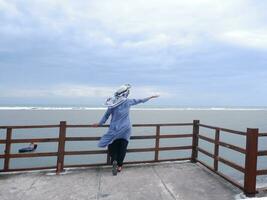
{"left": 128, "top": 95, "right": 159, "bottom": 106}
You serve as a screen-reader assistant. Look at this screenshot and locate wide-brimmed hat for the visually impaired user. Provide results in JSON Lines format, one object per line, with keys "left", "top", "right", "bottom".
{"left": 114, "top": 84, "right": 131, "bottom": 97}
{"left": 104, "top": 84, "right": 131, "bottom": 108}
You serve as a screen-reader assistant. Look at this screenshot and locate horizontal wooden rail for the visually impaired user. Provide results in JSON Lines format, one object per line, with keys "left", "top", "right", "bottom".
{"left": 197, "top": 147, "right": 245, "bottom": 173}
{"left": 219, "top": 141, "right": 246, "bottom": 154}
{"left": 64, "top": 134, "right": 193, "bottom": 142}
{"left": 198, "top": 134, "right": 246, "bottom": 154}
{"left": 198, "top": 134, "right": 214, "bottom": 143}
{"left": 0, "top": 166, "right": 57, "bottom": 173}
{"left": 66, "top": 123, "right": 193, "bottom": 128}
{"left": 257, "top": 169, "right": 267, "bottom": 176}
{"left": 259, "top": 133, "right": 267, "bottom": 137}
{"left": 0, "top": 123, "right": 193, "bottom": 129}
{"left": 11, "top": 138, "right": 59, "bottom": 143}
{"left": 197, "top": 147, "right": 214, "bottom": 158}
{"left": 218, "top": 157, "right": 245, "bottom": 173}
{"left": 8, "top": 152, "right": 58, "bottom": 158}
{"left": 63, "top": 158, "right": 191, "bottom": 169}
{"left": 65, "top": 137, "right": 101, "bottom": 141}
{"left": 258, "top": 150, "right": 267, "bottom": 156}
{"left": 64, "top": 146, "right": 192, "bottom": 156}
{"left": 199, "top": 124, "right": 246, "bottom": 135}
{"left": 0, "top": 125, "right": 59, "bottom": 129}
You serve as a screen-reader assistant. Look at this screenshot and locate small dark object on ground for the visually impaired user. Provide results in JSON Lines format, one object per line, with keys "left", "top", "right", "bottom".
{"left": 19, "top": 143, "right": 38, "bottom": 153}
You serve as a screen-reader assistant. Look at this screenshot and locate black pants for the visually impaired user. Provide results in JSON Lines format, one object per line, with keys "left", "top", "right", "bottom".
{"left": 108, "top": 139, "right": 128, "bottom": 167}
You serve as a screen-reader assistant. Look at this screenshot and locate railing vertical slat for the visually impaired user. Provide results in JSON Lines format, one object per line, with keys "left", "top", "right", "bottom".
{"left": 214, "top": 128, "right": 220, "bottom": 171}
{"left": 244, "top": 128, "right": 258, "bottom": 196}
{"left": 56, "top": 121, "right": 66, "bottom": 174}
{"left": 4, "top": 128, "right": 12, "bottom": 171}
{"left": 154, "top": 125, "right": 160, "bottom": 161}
{"left": 191, "top": 120, "right": 200, "bottom": 163}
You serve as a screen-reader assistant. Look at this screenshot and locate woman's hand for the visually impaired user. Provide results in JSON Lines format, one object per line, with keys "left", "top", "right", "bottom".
{"left": 149, "top": 95, "right": 160, "bottom": 99}
{"left": 92, "top": 123, "right": 99, "bottom": 128}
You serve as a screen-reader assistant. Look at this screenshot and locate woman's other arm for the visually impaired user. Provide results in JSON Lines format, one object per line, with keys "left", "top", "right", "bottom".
{"left": 92, "top": 108, "right": 112, "bottom": 127}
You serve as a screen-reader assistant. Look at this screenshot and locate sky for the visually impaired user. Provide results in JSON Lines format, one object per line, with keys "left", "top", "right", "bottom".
{"left": 0, "top": 0, "right": 267, "bottom": 107}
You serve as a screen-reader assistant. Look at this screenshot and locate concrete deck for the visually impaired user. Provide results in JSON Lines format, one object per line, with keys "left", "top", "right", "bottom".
{"left": 0, "top": 162, "right": 244, "bottom": 200}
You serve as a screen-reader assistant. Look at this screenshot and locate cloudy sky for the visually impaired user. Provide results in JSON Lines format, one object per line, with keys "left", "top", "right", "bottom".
{"left": 0, "top": 0, "right": 267, "bottom": 107}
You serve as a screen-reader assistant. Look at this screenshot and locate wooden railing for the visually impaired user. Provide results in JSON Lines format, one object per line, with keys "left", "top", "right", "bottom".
{"left": 0, "top": 122, "right": 193, "bottom": 173}
{"left": 257, "top": 131, "right": 267, "bottom": 192}
{"left": 195, "top": 122, "right": 267, "bottom": 197}
{"left": 0, "top": 120, "right": 266, "bottom": 197}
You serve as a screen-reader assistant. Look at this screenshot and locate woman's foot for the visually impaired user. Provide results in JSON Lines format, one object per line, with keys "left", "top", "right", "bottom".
{"left": 112, "top": 160, "right": 118, "bottom": 176}
{"left": 117, "top": 166, "right": 122, "bottom": 172}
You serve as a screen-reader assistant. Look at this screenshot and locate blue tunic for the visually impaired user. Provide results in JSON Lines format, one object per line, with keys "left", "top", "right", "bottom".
{"left": 98, "top": 98, "right": 150, "bottom": 147}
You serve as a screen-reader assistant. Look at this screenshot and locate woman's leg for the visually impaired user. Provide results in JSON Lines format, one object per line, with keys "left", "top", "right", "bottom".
{"left": 108, "top": 140, "right": 118, "bottom": 163}
{"left": 117, "top": 139, "right": 128, "bottom": 167}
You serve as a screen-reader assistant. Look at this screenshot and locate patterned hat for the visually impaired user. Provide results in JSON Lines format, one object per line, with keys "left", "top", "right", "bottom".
{"left": 104, "top": 84, "right": 131, "bottom": 108}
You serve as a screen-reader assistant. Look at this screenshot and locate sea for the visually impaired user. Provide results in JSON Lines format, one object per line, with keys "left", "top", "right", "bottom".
{"left": 0, "top": 106, "right": 266, "bottom": 187}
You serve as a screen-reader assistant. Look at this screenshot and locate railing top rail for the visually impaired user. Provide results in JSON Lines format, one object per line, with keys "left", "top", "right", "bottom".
{"left": 259, "top": 133, "right": 267, "bottom": 137}
{"left": 0, "top": 123, "right": 193, "bottom": 129}
{"left": 67, "top": 123, "right": 193, "bottom": 128}
{"left": 0, "top": 125, "right": 60, "bottom": 129}
{"left": 198, "top": 123, "right": 246, "bottom": 136}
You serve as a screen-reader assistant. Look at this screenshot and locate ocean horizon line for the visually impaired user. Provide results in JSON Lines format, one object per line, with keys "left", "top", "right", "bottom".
{"left": 0, "top": 106, "right": 267, "bottom": 111}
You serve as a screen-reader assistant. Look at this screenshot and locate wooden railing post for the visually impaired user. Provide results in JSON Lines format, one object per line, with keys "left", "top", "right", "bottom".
{"left": 154, "top": 125, "right": 160, "bottom": 161}
{"left": 4, "top": 128, "right": 12, "bottom": 171}
{"left": 214, "top": 128, "right": 220, "bottom": 171}
{"left": 244, "top": 128, "right": 258, "bottom": 196}
{"left": 56, "top": 121, "right": 66, "bottom": 174}
{"left": 191, "top": 120, "right": 200, "bottom": 163}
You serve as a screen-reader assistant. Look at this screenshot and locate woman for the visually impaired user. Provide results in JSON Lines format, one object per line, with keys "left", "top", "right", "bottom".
{"left": 93, "top": 84, "right": 159, "bottom": 175}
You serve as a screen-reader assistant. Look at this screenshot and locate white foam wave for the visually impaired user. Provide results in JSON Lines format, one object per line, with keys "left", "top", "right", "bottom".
{"left": 0, "top": 107, "right": 266, "bottom": 111}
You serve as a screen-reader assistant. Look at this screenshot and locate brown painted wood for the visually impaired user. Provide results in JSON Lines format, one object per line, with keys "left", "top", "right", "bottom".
{"left": 244, "top": 128, "right": 259, "bottom": 196}
{"left": 258, "top": 150, "right": 267, "bottom": 156}
{"left": 66, "top": 123, "right": 193, "bottom": 128}
{"left": 154, "top": 125, "right": 160, "bottom": 161}
{"left": 0, "top": 166, "right": 56, "bottom": 172}
{"left": 159, "top": 146, "right": 192, "bottom": 151}
{"left": 259, "top": 133, "right": 267, "bottom": 137}
{"left": 191, "top": 120, "right": 200, "bottom": 163}
{"left": 257, "top": 169, "right": 267, "bottom": 175}
{"left": 219, "top": 141, "right": 246, "bottom": 154}
{"left": 65, "top": 137, "right": 101, "bottom": 141}
{"left": 4, "top": 128, "right": 12, "bottom": 171}
{"left": 199, "top": 124, "right": 246, "bottom": 135}
{"left": 56, "top": 121, "right": 66, "bottom": 173}
{"left": 0, "top": 125, "right": 59, "bottom": 129}
{"left": 214, "top": 129, "right": 220, "bottom": 171}
{"left": 65, "top": 150, "right": 107, "bottom": 155}
{"left": 199, "top": 134, "right": 246, "bottom": 154}
{"left": 64, "top": 134, "right": 193, "bottom": 142}
{"left": 218, "top": 157, "right": 245, "bottom": 173}
{"left": 159, "top": 134, "right": 193, "bottom": 138}
{"left": 198, "top": 134, "right": 215, "bottom": 143}
{"left": 197, "top": 147, "right": 214, "bottom": 158}
{"left": 64, "top": 158, "right": 191, "bottom": 169}
{"left": 9, "top": 152, "right": 58, "bottom": 158}
{"left": 11, "top": 138, "right": 59, "bottom": 143}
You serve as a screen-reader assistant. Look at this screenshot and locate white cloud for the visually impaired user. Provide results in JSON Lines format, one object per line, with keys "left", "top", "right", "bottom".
{"left": 0, "top": 84, "right": 170, "bottom": 99}
{"left": 1, "top": 0, "right": 266, "bottom": 51}
{"left": 219, "top": 30, "right": 267, "bottom": 50}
